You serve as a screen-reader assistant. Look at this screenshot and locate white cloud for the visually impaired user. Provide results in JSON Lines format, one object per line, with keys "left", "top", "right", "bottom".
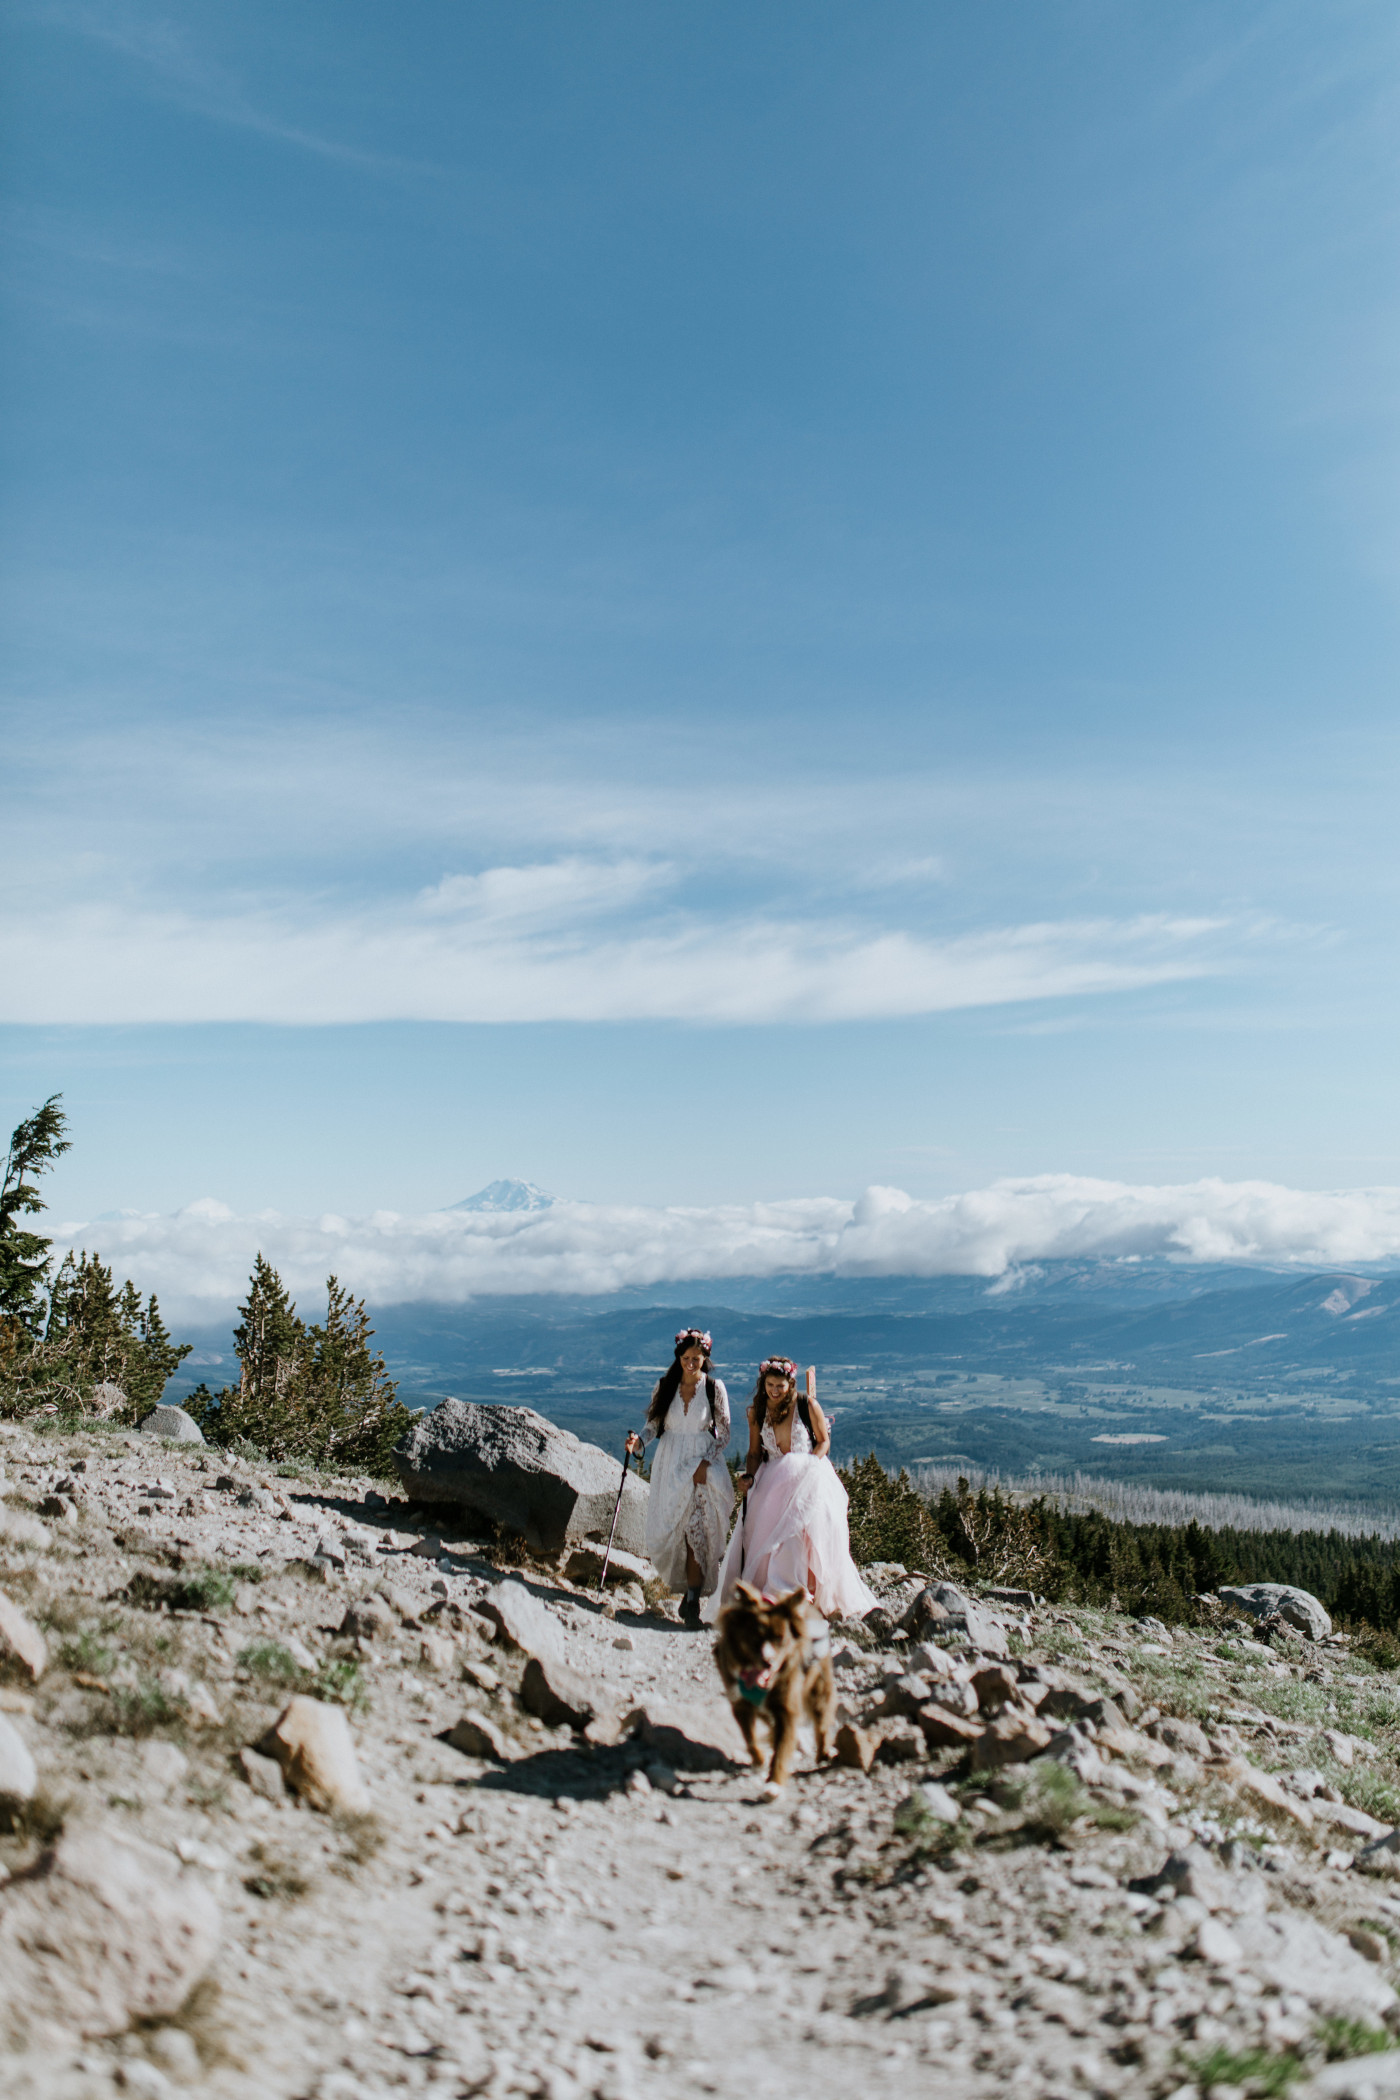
{"left": 57, "top": 1173, "right": 1400, "bottom": 1321}
{"left": 0, "top": 872, "right": 1226, "bottom": 1025}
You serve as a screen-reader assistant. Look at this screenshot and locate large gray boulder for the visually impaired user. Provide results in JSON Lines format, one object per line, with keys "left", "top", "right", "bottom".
{"left": 393, "top": 1400, "right": 648, "bottom": 1556}
{"left": 136, "top": 1405, "right": 204, "bottom": 1444}
{"left": 1220, "top": 1581, "right": 1332, "bottom": 1642}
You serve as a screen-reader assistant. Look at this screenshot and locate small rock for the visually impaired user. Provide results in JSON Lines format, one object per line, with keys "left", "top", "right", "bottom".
{"left": 137, "top": 1741, "right": 189, "bottom": 1794}
{"left": 144, "top": 2028, "right": 202, "bottom": 2082}
{"left": 115, "top": 2058, "right": 171, "bottom": 2095}
{"left": 970, "top": 1663, "right": 1021, "bottom": 1714}
{"left": 900, "top": 1782, "right": 961, "bottom": 1826}
{"left": 0, "top": 1508, "right": 50, "bottom": 1552}
{"left": 1194, "top": 1917, "right": 1243, "bottom": 1966}
{"left": 561, "top": 1543, "right": 652, "bottom": 1589}
{"left": 0, "top": 1713, "right": 37, "bottom": 1801}
{"left": 876, "top": 1720, "right": 925, "bottom": 1763}
{"left": 0, "top": 1829, "right": 220, "bottom": 2047}
{"left": 410, "top": 1532, "right": 444, "bottom": 1559}
{"left": 447, "top": 1711, "right": 512, "bottom": 1762}
{"left": 419, "top": 1633, "right": 455, "bottom": 1672}
{"left": 0, "top": 1594, "right": 48, "bottom": 1683}
{"left": 968, "top": 1710, "right": 1053, "bottom": 1770}
{"left": 238, "top": 1746, "right": 287, "bottom": 1800}
{"left": 258, "top": 1696, "right": 370, "bottom": 1813}
{"left": 626, "top": 1768, "right": 652, "bottom": 1796}
{"left": 1359, "top": 1829, "right": 1400, "bottom": 1877}
{"left": 1218, "top": 1756, "right": 1315, "bottom": 1828}
{"left": 613, "top": 1634, "right": 635, "bottom": 1652}
{"left": 1149, "top": 1715, "right": 1211, "bottom": 1757}
{"left": 834, "top": 1722, "right": 879, "bottom": 1773}
{"left": 339, "top": 1595, "right": 397, "bottom": 1641}
{"left": 521, "top": 1655, "right": 608, "bottom": 1730}
{"left": 917, "top": 1707, "right": 985, "bottom": 1751}
{"left": 1347, "top": 1927, "right": 1390, "bottom": 1964}
{"left": 136, "top": 1406, "right": 204, "bottom": 1444}
{"left": 478, "top": 1579, "right": 565, "bottom": 1666}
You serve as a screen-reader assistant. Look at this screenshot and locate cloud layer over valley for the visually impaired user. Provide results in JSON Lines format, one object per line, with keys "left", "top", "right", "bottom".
{"left": 62, "top": 1175, "right": 1400, "bottom": 1321}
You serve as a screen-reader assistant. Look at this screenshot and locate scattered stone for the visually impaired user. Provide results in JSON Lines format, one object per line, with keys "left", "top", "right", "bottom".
{"left": 0, "top": 1593, "right": 48, "bottom": 1682}
{"left": 0, "top": 1508, "right": 50, "bottom": 1551}
{"left": 520, "top": 1655, "right": 609, "bottom": 1731}
{"left": 917, "top": 1707, "right": 985, "bottom": 1751}
{"left": 137, "top": 1741, "right": 188, "bottom": 1794}
{"left": 561, "top": 1542, "right": 652, "bottom": 1588}
{"left": 876, "top": 1720, "right": 925, "bottom": 1763}
{"left": 969, "top": 1710, "right": 1054, "bottom": 1770}
{"left": 478, "top": 1579, "right": 565, "bottom": 1666}
{"left": 258, "top": 1697, "right": 370, "bottom": 1814}
{"left": 1194, "top": 1916, "right": 1243, "bottom": 1966}
{"left": 1219, "top": 1581, "right": 1332, "bottom": 1642}
{"left": 1303, "top": 2053, "right": 1400, "bottom": 2097}
{"left": 447, "top": 1711, "right": 512, "bottom": 1762}
{"left": 0, "top": 1713, "right": 37, "bottom": 1801}
{"left": 911, "top": 1582, "right": 1009, "bottom": 1660}
{"left": 900, "top": 1781, "right": 961, "bottom": 1826}
{"left": 1149, "top": 1715, "right": 1211, "bottom": 1757}
{"left": 1358, "top": 1828, "right": 1400, "bottom": 1877}
{"left": 1217, "top": 1755, "right": 1315, "bottom": 1828}
{"left": 339, "top": 1595, "right": 397, "bottom": 1641}
{"left": 135, "top": 1406, "right": 204, "bottom": 1444}
{"left": 393, "top": 1398, "right": 649, "bottom": 1556}
{"left": 238, "top": 1746, "right": 287, "bottom": 1800}
{"left": 970, "top": 1663, "right": 1021, "bottom": 1713}
{"left": 1348, "top": 1927, "right": 1390, "bottom": 1964}
{"left": 834, "top": 1722, "right": 879, "bottom": 1773}
{"left": 0, "top": 1830, "right": 220, "bottom": 2048}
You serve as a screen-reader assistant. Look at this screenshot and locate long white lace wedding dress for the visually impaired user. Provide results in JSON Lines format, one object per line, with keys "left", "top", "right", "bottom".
{"left": 640, "top": 1382, "right": 735, "bottom": 1596}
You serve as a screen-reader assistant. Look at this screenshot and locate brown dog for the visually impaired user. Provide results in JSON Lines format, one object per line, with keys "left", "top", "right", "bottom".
{"left": 714, "top": 1581, "right": 836, "bottom": 1792}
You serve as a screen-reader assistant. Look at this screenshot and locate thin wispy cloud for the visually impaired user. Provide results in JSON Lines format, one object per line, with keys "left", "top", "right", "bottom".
{"left": 31, "top": 2, "right": 434, "bottom": 177}
{"left": 62, "top": 1174, "right": 1400, "bottom": 1320}
{"left": 0, "top": 878, "right": 1227, "bottom": 1025}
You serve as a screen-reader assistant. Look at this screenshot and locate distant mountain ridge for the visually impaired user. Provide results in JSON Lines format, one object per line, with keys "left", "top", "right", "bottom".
{"left": 449, "top": 1179, "right": 555, "bottom": 1213}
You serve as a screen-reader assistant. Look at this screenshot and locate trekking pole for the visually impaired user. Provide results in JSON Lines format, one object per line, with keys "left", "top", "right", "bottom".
{"left": 598, "top": 1443, "right": 633, "bottom": 1592}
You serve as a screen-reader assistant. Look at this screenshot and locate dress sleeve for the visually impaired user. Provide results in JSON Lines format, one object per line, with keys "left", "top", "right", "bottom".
{"left": 639, "top": 1385, "right": 663, "bottom": 1448}
{"left": 708, "top": 1379, "right": 731, "bottom": 1460}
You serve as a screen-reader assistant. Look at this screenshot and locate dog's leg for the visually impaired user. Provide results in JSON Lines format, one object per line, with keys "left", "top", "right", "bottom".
{"left": 733, "top": 1700, "right": 764, "bottom": 1768}
{"left": 767, "top": 1697, "right": 800, "bottom": 1791}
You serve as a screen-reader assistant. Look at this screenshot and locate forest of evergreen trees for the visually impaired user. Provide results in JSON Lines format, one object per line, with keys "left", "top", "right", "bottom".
{"left": 838, "top": 1452, "right": 1400, "bottom": 1642}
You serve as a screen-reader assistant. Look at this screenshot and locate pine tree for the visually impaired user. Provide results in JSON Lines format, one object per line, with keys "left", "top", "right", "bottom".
{"left": 188, "top": 1260, "right": 412, "bottom": 1473}
{"left": 0, "top": 1096, "right": 71, "bottom": 1338}
{"left": 2, "top": 1248, "right": 192, "bottom": 1420}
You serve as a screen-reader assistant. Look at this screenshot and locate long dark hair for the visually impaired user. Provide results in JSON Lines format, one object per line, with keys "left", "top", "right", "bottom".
{"left": 646, "top": 1332, "right": 716, "bottom": 1435}
{"left": 750, "top": 1358, "right": 813, "bottom": 1450}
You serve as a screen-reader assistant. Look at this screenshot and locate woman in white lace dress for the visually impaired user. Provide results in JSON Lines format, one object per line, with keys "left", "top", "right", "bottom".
{"left": 706, "top": 1356, "right": 877, "bottom": 1623}
{"left": 626, "top": 1328, "right": 735, "bottom": 1629}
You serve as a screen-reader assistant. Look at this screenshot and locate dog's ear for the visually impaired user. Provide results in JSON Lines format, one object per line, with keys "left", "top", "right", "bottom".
{"left": 734, "top": 1581, "right": 762, "bottom": 1607}
{"left": 776, "top": 1585, "right": 807, "bottom": 1618}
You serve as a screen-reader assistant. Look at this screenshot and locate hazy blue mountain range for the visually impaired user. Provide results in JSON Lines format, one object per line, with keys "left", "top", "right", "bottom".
{"left": 167, "top": 1257, "right": 1400, "bottom": 1509}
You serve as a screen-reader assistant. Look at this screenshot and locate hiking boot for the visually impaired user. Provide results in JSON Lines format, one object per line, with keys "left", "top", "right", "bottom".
{"left": 679, "top": 1588, "right": 702, "bottom": 1629}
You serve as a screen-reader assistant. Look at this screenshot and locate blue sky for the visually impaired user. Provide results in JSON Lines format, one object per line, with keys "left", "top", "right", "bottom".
{"left": 5, "top": 2, "right": 1400, "bottom": 1239}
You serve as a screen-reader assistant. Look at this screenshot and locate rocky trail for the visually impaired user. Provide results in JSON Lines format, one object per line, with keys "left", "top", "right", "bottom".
{"left": 6, "top": 1423, "right": 1400, "bottom": 2098}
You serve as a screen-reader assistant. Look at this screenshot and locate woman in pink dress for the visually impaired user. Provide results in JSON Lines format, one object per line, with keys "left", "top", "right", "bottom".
{"left": 705, "top": 1356, "right": 877, "bottom": 1623}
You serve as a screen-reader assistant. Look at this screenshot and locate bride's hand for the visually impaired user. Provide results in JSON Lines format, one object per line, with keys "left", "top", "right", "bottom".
{"left": 692, "top": 1460, "right": 709, "bottom": 1487}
